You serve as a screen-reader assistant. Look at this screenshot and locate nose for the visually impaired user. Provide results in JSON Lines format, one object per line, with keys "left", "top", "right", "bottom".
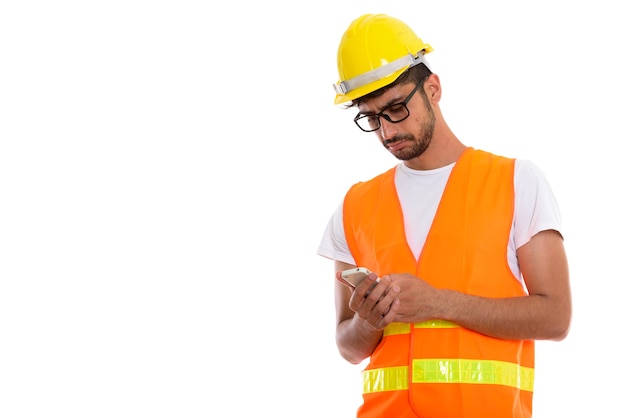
{"left": 378, "top": 117, "right": 399, "bottom": 141}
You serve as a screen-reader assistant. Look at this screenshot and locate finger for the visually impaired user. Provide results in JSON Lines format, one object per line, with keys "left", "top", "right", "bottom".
{"left": 377, "top": 298, "right": 400, "bottom": 327}
{"left": 354, "top": 287, "right": 388, "bottom": 324}
{"left": 365, "top": 288, "right": 396, "bottom": 322}
{"left": 376, "top": 285, "right": 400, "bottom": 319}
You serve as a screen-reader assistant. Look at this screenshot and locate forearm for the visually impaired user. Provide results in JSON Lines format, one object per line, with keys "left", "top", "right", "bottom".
{"left": 436, "top": 289, "right": 570, "bottom": 341}
{"left": 336, "top": 315, "right": 383, "bottom": 364}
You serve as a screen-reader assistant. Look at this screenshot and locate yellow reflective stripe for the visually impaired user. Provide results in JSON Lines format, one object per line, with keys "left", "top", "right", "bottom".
{"left": 413, "top": 359, "right": 534, "bottom": 391}
{"left": 362, "top": 359, "right": 534, "bottom": 394}
{"left": 383, "top": 323, "right": 411, "bottom": 336}
{"left": 383, "top": 320, "right": 459, "bottom": 336}
{"left": 363, "top": 366, "right": 409, "bottom": 393}
{"left": 413, "top": 320, "right": 459, "bottom": 328}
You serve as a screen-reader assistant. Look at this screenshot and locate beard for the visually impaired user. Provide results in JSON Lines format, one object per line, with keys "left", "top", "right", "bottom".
{"left": 383, "top": 100, "right": 436, "bottom": 161}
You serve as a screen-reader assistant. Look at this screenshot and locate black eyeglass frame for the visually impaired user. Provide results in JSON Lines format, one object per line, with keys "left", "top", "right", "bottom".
{"left": 353, "top": 78, "right": 426, "bottom": 133}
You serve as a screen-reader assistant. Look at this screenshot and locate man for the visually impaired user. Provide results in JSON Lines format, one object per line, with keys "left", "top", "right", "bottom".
{"left": 317, "top": 14, "right": 572, "bottom": 418}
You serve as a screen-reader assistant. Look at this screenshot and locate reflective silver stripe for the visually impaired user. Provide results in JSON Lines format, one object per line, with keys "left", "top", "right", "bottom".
{"left": 334, "top": 52, "right": 429, "bottom": 95}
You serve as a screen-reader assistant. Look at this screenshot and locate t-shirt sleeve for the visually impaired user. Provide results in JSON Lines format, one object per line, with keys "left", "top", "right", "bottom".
{"left": 317, "top": 201, "right": 356, "bottom": 265}
{"left": 513, "top": 159, "right": 564, "bottom": 249}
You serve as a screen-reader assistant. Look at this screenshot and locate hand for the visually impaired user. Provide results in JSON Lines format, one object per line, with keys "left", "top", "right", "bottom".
{"left": 346, "top": 272, "right": 400, "bottom": 331}
{"left": 387, "top": 273, "right": 440, "bottom": 323}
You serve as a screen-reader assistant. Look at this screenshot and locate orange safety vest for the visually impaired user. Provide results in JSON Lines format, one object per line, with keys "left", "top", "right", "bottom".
{"left": 343, "top": 148, "right": 534, "bottom": 418}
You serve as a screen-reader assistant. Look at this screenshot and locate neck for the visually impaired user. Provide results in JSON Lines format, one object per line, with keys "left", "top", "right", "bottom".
{"left": 404, "top": 132, "right": 467, "bottom": 170}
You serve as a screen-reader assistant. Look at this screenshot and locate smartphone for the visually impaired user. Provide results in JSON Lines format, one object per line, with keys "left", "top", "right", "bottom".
{"left": 339, "top": 267, "right": 373, "bottom": 289}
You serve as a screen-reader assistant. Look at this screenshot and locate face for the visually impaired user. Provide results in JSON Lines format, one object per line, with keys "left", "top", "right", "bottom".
{"left": 357, "top": 82, "right": 436, "bottom": 161}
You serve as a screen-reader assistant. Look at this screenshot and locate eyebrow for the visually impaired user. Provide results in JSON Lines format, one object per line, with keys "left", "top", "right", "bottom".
{"left": 358, "top": 93, "right": 407, "bottom": 115}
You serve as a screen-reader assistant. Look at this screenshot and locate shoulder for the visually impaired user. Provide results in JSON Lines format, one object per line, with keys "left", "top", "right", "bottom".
{"left": 347, "top": 166, "right": 397, "bottom": 198}
{"left": 466, "top": 148, "right": 516, "bottom": 174}
{"left": 513, "top": 159, "right": 551, "bottom": 187}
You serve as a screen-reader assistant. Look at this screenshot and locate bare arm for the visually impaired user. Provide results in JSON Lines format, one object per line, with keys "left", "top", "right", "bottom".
{"left": 391, "top": 229, "right": 572, "bottom": 341}
{"left": 334, "top": 260, "right": 401, "bottom": 364}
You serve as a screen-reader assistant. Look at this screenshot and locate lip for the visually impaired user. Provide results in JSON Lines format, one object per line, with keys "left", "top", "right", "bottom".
{"left": 386, "top": 139, "right": 406, "bottom": 151}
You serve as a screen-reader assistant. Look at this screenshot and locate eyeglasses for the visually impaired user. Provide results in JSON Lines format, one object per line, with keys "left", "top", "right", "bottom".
{"left": 353, "top": 79, "right": 425, "bottom": 132}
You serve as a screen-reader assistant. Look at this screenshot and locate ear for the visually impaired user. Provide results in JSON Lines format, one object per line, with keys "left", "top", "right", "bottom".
{"left": 424, "top": 74, "right": 442, "bottom": 104}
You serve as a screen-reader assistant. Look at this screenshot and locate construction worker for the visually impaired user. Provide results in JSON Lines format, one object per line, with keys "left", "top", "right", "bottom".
{"left": 317, "top": 13, "right": 572, "bottom": 417}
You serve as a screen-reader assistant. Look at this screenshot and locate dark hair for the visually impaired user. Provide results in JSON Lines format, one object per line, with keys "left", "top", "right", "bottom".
{"left": 351, "top": 62, "right": 432, "bottom": 107}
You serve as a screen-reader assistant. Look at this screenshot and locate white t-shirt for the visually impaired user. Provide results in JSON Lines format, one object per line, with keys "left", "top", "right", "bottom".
{"left": 317, "top": 159, "right": 562, "bottom": 286}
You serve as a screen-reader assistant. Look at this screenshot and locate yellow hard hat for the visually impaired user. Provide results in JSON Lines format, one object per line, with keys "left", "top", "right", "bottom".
{"left": 333, "top": 14, "right": 433, "bottom": 105}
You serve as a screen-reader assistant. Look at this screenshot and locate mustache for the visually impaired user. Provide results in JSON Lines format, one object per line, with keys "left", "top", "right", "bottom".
{"left": 383, "top": 135, "right": 412, "bottom": 147}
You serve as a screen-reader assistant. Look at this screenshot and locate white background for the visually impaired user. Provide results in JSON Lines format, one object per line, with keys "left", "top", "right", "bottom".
{"left": 1, "top": 1, "right": 623, "bottom": 417}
